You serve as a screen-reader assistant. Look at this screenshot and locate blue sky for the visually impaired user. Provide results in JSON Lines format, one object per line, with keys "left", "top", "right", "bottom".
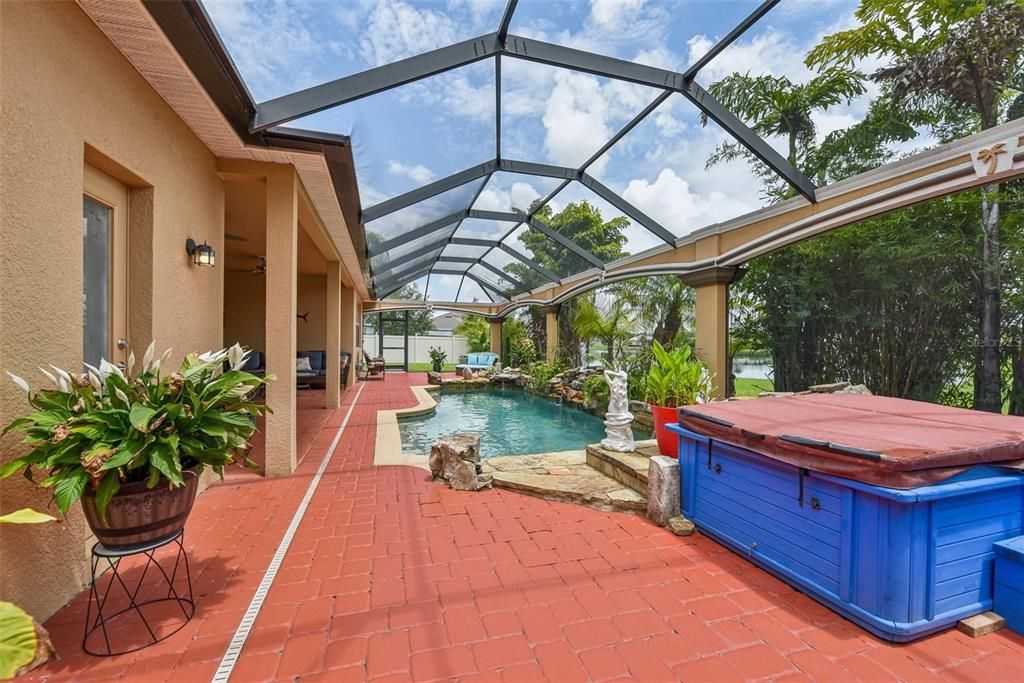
{"left": 204, "top": 0, "right": 896, "bottom": 301}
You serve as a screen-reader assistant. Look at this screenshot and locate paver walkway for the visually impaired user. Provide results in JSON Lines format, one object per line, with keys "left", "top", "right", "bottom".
{"left": 25, "top": 373, "right": 1024, "bottom": 681}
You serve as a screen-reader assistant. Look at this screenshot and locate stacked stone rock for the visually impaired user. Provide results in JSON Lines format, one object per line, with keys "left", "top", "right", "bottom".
{"left": 429, "top": 433, "right": 493, "bottom": 491}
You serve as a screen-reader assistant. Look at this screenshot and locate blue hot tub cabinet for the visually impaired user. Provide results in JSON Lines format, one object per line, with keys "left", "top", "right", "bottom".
{"left": 668, "top": 423, "right": 1024, "bottom": 642}
{"left": 993, "top": 536, "right": 1024, "bottom": 635}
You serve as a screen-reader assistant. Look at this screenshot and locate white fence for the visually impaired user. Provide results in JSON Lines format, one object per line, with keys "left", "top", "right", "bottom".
{"left": 363, "top": 335, "right": 471, "bottom": 366}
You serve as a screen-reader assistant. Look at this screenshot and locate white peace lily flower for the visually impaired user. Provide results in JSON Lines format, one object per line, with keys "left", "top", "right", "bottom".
{"left": 84, "top": 362, "right": 102, "bottom": 379}
{"left": 115, "top": 387, "right": 130, "bottom": 405}
{"left": 6, "top": 372, "right": 30, "bottom": 395}
{"left": 99, "top": 359, "right": 125, "bottom": 380}
{"left": 127, "top": 351, "right": 136, "bottom": 377}
{"left": 159, "top": 348, "right": 173, "bottom": 370}
{"left": 38, "top": 367, "right": 59, "bottom": 388}
{"left": 88, "top": 370, "right": 103, "bottom": 393}
{"left": 57, "top": 376, "right": 70, "bottom": 393}
{"left": 227, "top": 344, "right": 246, "bottom": 371}
{"left": 142, "top": 341, "right": 156, "bottom": 373}
{"left": 49, "top": 365, "right": 73, "bottom": 385}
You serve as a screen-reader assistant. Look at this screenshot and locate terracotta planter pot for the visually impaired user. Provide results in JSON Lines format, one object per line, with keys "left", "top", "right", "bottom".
{"left": 81, "top": 467, "right": 199, "bottom": 550}
{"left": 650, "top": 404, "right": 679, "bottom": 457}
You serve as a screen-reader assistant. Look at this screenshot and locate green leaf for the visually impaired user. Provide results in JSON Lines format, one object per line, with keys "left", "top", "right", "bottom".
{"left": 52, "top": 470, "right": 87, "bottom": 517}
{"left": 0, "top": 508, "right": 56, "bottom": 525}
{"left": 0, "top": 601, "right": 39, "bottom": 679}
{"left": 199, "top": 422, "right": 228, "bottom": 438}
{"left": 93, "top": 474, "right": 121, "bottom": 524}
{"left": 148, "top": 443, "right": 183, "bottom": 486}
{"left": 99, "top": 447, "right": 136, "bottom": 471}
{"left": 129, "top": 403, "right": 157, "bottom": 432}
{"left": 0, "top": 458, "right": 30, "bottom": 480}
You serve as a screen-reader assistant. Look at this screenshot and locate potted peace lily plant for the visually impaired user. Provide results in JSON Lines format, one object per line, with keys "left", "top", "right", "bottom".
{"left": 1, "top": 343, "right": 272, "bottom": 549}
{"left": 645, "top": 340, "right": 714, "bottom": 457}
{"left": 428, "top": 346, "right": 447, "bottom": 373}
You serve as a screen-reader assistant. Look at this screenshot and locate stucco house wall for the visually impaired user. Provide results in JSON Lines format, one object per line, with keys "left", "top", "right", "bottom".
{"left": 0, "top": 1, "right": 225, "bottom": 620}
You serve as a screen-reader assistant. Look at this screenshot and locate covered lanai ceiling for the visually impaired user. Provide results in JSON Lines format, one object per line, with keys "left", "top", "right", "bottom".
{"left": 205, "top": 0, "right": 884, "bottom": 303}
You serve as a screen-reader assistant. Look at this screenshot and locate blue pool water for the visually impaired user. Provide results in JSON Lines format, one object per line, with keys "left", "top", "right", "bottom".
{"left": 399, "top": 388, "right": 640, "bottom": 458}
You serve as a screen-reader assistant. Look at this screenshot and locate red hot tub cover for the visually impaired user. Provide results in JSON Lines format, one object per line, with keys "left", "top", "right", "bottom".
{"left": 677, "top": 394, "right": 1024, "bottom": 488}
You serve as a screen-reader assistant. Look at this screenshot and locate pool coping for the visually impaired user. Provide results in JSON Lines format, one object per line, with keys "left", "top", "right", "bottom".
{"left": 374, "top": 384, "right": 438, "bottom": 471}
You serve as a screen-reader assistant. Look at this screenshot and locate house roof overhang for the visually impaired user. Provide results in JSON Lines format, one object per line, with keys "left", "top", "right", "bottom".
{"left": 75, "top": 0, "right": 370, "bottom": 298}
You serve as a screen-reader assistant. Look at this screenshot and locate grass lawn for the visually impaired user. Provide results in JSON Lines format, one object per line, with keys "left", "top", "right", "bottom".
{"left": 733, "top": 377, "right": 774, "bottom": 397}
{"left": 407, "top": 362, "right": 456, "bottom": 372}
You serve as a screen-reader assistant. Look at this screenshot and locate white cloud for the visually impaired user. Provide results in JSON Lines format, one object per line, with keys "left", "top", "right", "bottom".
{"left": 473, "top": 180, "right": 546, "bottom": 213}
{"left": 591, "top": 0, "right": 647, "bottom": 30}
{"left": 388, "top": 161, "right": 436, "bottom": 184}
{"left": 543, "top": 71, "right": 612, "bottom": 170}
{"left": 359, "top": 1, "right": 458, "bottom": 65}
{"left": 623, "top": 168, "right": 757, "bottom": 237}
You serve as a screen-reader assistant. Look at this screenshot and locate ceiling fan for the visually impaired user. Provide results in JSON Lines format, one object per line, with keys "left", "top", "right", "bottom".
{"left": 227, "top": 255, "right": 266, "bottom": 275}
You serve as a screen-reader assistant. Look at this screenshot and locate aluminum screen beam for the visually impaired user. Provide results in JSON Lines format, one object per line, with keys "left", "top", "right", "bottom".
{"left": 497, "top": 0, "right": 518, "bottom": 43}
{"left": 478, "top": 260, "right": 527, "bottom": 291}
{"left": 450, "top": 237, "right": 496, "bottom": 247}
{"left": 580, "top": 90, "right": 671, "bottom": 173}
{"left": 362, "top": 160, "right": 496, "bottom": 223}
{"left": 468, "top": 209, "right": 524, "bottom": 222}
{"left": 579, "top": 173, "right": 676, "bottom": 245}
{"left": 463, "top": 270, "right": 510, "bottom": 300}
{"left": 499, "top": 244, "right": 562, "bottom": 284}
{"left": 527, "top": 217, "right": 604, "bottom": 268}
{"left": 497, "top": 158, "right": 577, "bottom": 180}
{"left": 500, "top": 35, "right": 816, "bottom": 202}
{"left": 253, "top": 33, "right": 500, "bottom": 131}
{"left": 682, "top": 0, "right": 780, "bottom": 81}
{"left": 376, "top": 264, "right": 433, "bottom": 297}
{"left": 436, "top": 256, "right": 479, "bottom": 264}
{"left": 366, "top": 210, "right": 465, "bottom": 257}
{"left": 371, "top": 251, "right": 437, "bottom": 279}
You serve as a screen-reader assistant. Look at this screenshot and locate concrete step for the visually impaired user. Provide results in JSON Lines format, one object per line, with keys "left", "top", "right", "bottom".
{"left": 585, "top": 439, "right": 659, "bottom": 497}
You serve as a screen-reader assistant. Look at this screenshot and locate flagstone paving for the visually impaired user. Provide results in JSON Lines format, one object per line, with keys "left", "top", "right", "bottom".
{"left": 24, "top": 373, "right": 1024, "bottom": 681}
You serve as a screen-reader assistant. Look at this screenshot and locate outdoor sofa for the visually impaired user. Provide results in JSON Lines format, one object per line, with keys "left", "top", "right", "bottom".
{"left": 296, "top": 350, "right": 352, "bottom": 388}
{"left": 456, "top": 352, "right": 500, "bottom": 372}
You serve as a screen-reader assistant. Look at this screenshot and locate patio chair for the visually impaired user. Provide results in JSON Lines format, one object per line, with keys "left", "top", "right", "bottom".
{"left": 362, "top": 349, "right": 386, "bottom": 381}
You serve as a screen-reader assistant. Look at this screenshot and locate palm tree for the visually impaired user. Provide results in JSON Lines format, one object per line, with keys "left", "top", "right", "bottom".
{"left": 618, "top": 276, "right": 695, "bottom": 346}
{"left": 808, "top": 0, "right": 1024, "bottom": 412}
{"left": 572, "top": 296, "right": 638, "bottom": 365}
{"left": 701, "top": 68, "right": 866, "bottom": 199}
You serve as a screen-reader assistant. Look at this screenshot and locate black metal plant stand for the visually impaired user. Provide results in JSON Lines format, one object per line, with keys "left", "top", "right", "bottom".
{"left": 82, "top": 529, "right": 194, "bottom": 656}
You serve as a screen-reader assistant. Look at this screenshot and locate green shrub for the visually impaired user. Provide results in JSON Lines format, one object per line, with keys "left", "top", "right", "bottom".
{"left": 526, "top": 361, "right": 564, "bottom": 389}
{"left": 581, "top": 374, "right": 610, "bottom": 410}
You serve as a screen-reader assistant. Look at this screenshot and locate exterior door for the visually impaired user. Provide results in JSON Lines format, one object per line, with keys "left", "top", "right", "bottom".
{"left": 82, "top": 163, "right": 129, "bottom": 367}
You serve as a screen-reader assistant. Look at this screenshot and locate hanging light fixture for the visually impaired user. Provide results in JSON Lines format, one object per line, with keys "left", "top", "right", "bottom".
{"left": 185, "top": 238, "right": 216, "bottom": 267}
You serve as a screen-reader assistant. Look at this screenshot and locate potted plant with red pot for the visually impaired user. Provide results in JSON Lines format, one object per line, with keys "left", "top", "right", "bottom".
{"left": 1, "top": 343, "right": 272, "bottom": 549}
{"left": 645, "top": 340, "right": 714, "bottom": 457}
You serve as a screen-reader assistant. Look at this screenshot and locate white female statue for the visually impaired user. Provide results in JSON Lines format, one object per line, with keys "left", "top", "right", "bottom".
{"left": 601, "top": 369, "right": 635, "bottom": 452}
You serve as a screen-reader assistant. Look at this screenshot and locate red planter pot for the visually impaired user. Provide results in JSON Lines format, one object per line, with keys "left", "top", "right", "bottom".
{"left": 650, "top": 404, "right": 679, "bottom": 457}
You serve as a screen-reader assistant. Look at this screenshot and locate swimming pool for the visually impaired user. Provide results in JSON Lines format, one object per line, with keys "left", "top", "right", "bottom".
{"left": 398, "top": 387, "right": 640, "bottom": 458}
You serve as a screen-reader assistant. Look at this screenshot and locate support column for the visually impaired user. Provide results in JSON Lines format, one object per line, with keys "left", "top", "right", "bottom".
{"left": 340, "top": 286, "right": 358, "bottom": 387}
{"left": 325, "top": 261, "right": 342, "bottom": 409}
{"left": 681, "top": 267, "right": 736, "bottom": 400}
{"left": 540, "top": 305, "right": 560, "bottom": 364}
{"left": 264, "top": 168, "right": 298, "bottom": 477}
{"left": 488, "top": 317, "right": 503, "bottom": 359}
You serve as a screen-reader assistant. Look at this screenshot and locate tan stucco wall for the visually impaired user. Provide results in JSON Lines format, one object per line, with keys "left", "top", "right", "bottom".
{"left": 297, "top": 274, "right": 327, "bottom": 351}
{"left": 0, "top": 1, "right": 224, "bottom": 620}
{"left": 225, "top": 271, "right": 267, "bottom": 353}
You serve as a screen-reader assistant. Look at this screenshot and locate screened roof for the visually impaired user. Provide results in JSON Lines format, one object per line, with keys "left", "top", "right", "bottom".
{"left": 204, "top": 0, "right": 895, "bottom": 303}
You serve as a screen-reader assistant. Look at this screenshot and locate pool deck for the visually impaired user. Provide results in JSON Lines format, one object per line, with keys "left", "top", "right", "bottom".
{"left": 22, "top": 371, "right": 1024, "bottom": 681}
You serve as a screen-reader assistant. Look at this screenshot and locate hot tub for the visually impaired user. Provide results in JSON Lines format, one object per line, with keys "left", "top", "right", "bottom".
{"left": 668, "top": 394, "right": 1024, "bottom": 642}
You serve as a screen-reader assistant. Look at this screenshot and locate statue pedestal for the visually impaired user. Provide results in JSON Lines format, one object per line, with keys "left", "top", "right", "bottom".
{"left": 602, "top": 412, "right": 635, "bottom": 452}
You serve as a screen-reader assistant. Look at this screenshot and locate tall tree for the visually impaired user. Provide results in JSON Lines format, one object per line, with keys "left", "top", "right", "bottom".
{"left": 505, "top": 200, "right": 629, "bottom": 364}
{"left": 701, "top": 68, "right": 866, "bottom": 199}
{"left": 808, "top": 0, "right": 1024, "bottom": 411}
{"left": 618, "top": 276, "right": 695, "bottom": 347}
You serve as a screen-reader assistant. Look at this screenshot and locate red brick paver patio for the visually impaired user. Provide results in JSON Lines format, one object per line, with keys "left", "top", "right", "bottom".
{"left": 25, "top": 373, "right": 1024, "bottom": 681}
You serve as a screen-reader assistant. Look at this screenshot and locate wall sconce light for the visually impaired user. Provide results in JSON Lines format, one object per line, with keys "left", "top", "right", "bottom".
{"left": 185, "top": 238, "right": 216, "bottom": 267}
